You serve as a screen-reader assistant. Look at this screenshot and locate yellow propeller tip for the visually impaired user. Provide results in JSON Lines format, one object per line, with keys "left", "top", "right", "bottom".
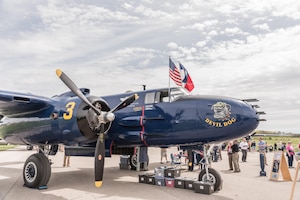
{"left": 56, "top": 69, "right": 62, "bottom": 77}
{"left": 95, "top": 181, "right": 103, "bottom": 188}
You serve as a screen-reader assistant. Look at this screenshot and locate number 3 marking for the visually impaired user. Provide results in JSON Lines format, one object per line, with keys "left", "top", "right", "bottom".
{"left": 63, "top": 102, "right": 76, "bottom": 120}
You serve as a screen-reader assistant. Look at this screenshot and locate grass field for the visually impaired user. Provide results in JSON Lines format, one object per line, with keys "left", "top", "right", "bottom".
{"left": 0, "top": 145, "right": 16, "bottom": 151}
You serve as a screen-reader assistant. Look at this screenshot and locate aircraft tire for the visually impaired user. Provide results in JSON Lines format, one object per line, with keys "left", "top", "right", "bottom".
{"left": 129, "top": 154, "right": 149, "bottom": 170}
{"left": 35, "top": 153, "right": 51, "bottom": 186}
{"left": 130, "top": 155, "right": 137, "bottom": 170}
{"left": 198, "top": 168, "right": 222, "bottom": 191}
{"left": 23, "top": 153, "right": 51, "bottom": 188}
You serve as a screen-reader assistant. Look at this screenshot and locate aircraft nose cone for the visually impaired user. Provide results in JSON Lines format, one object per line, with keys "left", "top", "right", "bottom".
{"left": 98, "top": 112, "right": 115, "bottom": 124}
{"left": 105, "top": 112, "right": 115, "bottom": 122}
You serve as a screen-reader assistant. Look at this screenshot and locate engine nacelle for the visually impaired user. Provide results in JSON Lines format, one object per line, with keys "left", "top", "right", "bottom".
{"left": 76, "top": 96, "right": 112, "bottom": 139}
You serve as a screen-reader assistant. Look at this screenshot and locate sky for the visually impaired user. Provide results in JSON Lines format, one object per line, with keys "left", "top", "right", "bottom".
{"left": 0, "top": 0, "right": 300, "bottom": 133}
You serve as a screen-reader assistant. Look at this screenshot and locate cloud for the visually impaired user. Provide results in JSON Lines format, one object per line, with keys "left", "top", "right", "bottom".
{"left": 0, "top": 0, "right": 300, "bottom": 133}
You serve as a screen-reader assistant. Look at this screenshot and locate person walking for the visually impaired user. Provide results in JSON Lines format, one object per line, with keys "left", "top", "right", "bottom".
{"left": 231, "top": 140, "right": 240, "bottom": 172}
{"left": 251, "top": 140, "right": 256, "bottom": 151}
{"left": 227, "top": 141, "right": 233, "bottom": 171}
{"left": 286, "top": 141, "right": 295, "bottom": 168}
{"left": 258, "top": 138, "right": 267, "bottom": 165}
{"left": 60, "top": 145, "right": 70, "bottom": 167}
{"left": 187, "top": 149, "right": 194, "bottom": 171}
{"left": 239, "top": 138, "right": 249, "bottom": 162}
{"left": 160, "top": 147, "right": 168, "bottom": 164}
{"left": 139, "top": 146, "right": 149, "bottom": 171}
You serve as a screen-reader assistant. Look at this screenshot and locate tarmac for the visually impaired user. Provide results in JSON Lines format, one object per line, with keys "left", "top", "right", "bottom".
{"left": 0, "top": 146, "right": 299, "bottom": 200}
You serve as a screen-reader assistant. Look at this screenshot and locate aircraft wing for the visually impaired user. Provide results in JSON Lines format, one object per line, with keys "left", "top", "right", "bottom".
{"left": 0, "top": 90, "right": 54, "bottom": 118}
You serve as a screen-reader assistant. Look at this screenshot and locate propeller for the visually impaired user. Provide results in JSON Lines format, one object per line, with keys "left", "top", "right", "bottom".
{"left": 56, "top": 69, "right": 138, "bottom": 188}
{"left": 94, "top": 122, "right": 105, "bottom": 187}
{"left": 110, "top": 94, "right": 139, "bottom": 113}
{"left": 94, "top": 93, "right": 138, "bottom": 188}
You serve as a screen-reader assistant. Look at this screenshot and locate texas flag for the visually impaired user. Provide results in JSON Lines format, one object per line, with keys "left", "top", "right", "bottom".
{"left": 179, "top": 63, "right": 194, "bottom": 92}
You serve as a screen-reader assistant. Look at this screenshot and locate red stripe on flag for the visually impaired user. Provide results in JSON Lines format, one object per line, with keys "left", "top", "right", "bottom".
{"left": 169, "top": 58, "right": 182, "bottom": 86}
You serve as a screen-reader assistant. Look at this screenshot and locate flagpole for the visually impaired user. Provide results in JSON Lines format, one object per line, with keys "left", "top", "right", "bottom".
{"left": 168, "top": 56, "right": 171, "bottom": 102}
{"left": 178, "top": 61, "right": 182, "bottom": 91}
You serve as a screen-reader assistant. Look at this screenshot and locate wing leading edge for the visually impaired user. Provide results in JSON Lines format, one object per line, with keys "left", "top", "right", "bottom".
{"left": 0, "top": 90, "right": 55, "bottom": 118}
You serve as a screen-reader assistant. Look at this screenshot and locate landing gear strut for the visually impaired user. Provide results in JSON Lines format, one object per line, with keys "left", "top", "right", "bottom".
{"left": 198, "top": 144, "right": 222, "bottom": 191}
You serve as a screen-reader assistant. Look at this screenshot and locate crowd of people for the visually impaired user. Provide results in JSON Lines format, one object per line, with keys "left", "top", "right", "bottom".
{"left": 226, "top": 138, "right": 300, "bottom": 171}
{"left": 169, "top": 138, "right": 300, "bottom": 173}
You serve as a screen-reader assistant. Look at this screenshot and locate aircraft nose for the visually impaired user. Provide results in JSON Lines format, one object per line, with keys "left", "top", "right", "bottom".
{"left": 240, "top": 99, "right": 262, "bottom": 130}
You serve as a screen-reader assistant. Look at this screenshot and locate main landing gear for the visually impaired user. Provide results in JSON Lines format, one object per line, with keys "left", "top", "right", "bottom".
{"left": 23, "top": 153, "right": 51, "bottom": 188}
{"left": 197, "top": 144, "right": 222, "bottom": 191}
{"left": 23, "top": 145, "right": 54, "bottom": 189}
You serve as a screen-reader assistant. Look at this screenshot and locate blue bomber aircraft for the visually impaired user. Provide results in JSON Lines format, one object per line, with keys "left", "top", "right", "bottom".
{"left": 0, "top": 69, "right": 264, "bottom": 190}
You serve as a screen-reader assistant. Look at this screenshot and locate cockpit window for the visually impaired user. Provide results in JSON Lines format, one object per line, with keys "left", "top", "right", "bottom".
{"left": 171, "top": 88, "right": 189, "bottom": 99}
{"left": 145, "top": 92, "right": 156, "bottom": 104}
{"left": 145, "top": 88, "right": 188, "bottom": 104}
{"left": 159, "top": 88, "right": 189, "bottom": 103}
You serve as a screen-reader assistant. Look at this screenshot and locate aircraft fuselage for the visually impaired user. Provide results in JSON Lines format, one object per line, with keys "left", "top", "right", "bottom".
{"left": 0, "top": 87, "right": 260, "bottom": 149}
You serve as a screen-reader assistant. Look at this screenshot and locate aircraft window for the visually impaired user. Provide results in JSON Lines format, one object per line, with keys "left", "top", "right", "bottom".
{"left": 162, "top": 96, "right": 169, "bottom": 102}
{"left": 170, "top": 88, "right": 188, "bottom": 100}
{"left": 159, "top": 88, "right": 188, "bottom": 103}
{"left": 160, "top": 91, "right": 169, "bottom": 102}
{"left": 145, "top": 92, "right": 156, "bottom": 104}
{"left": 154, "top": 92, "right": 161, "bottom": 103}
{"left": 142, "top": 88, "right": 189, "bottom": 104}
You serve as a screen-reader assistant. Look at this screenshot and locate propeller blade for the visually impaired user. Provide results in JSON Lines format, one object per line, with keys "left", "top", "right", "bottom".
{"left": 95, "top": 124, "right": 105, "bottom": 187}
{"left": 110, "top": 94, "right": 139, "bottom": 113}
{"left": 94, "top": 94, "right": 138, "bottom": 187}
{"left": 56, "top": 69, "right": 101, "bottom": 115}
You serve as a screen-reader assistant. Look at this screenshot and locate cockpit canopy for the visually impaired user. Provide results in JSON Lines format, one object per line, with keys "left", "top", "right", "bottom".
{"left": 144, "top": 87, "right": 189, "bottom": 104}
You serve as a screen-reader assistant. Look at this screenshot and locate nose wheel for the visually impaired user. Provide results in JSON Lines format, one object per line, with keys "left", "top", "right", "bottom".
{"left": 197, "top": 144, "right": 222, "bottom": 191}
{"left": 198, "top": 168, "right": 222, "bottom": 191}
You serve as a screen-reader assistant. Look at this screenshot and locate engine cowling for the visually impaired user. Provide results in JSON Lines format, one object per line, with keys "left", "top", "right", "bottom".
{"left": 76, "top": 96, "right": 112, "bottom": 139}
